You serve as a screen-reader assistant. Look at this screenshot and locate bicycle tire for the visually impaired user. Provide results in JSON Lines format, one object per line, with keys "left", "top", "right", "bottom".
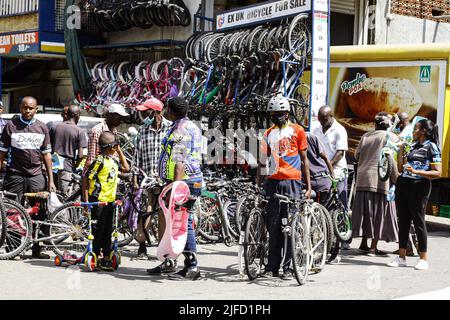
{"left": 195, "top": 197, "right": 220, "bottom": 242}
{"left": 378, "top": 152, "right": 392, "bottom": 182}
{"left": 223, "top": 200, "right": 239, "bottom": 239}
{"left": 291, "top": 213, "right": 309, "bottom": 285}
{"left": 205, "top": 34, "right": 224, "bottom": 63}
{"left": 244, "top": 209, "right": 268, "bottom": 280}
{"left": 330, "top": 207, "right": 352, "bottom": 242}
{"left": 48, "top": 202, "right": 88, "bottom": 257}
{"left": 309, "top": 204, "right": 328, "bottom": 273}
{"left": 0, "top": 199, "right": 32, "bottom": 260}
{"left": 313, "top": 203, "right": 335, "bottom": 254}
{"left": 288, "top": 13, "right": 311, "bottom": 60}
{"left": 0, "top": 198, "right": 7, "bottom": 248}
{"left": 117, "top": 214, "right": 135, "bottom": 247}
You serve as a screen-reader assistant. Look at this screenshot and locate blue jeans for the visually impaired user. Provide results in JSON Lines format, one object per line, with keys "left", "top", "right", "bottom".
{"left": 182, "top": 181, "right": 202, "bottom": 268}
{"left": 337, "top": 177, "right": 348, "bottom": 211}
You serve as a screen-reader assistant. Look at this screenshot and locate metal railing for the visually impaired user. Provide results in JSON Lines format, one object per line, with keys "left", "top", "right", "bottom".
{"left": 0, "top": 0, "right": 39, "bottom": 17}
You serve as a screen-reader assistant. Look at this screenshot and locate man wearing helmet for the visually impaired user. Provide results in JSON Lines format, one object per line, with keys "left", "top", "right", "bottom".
{"left": 257, "top": 95, "right": 312, "bottom": 280}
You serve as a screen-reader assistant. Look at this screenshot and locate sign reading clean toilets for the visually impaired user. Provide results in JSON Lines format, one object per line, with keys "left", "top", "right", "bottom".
{"left": 217, "top": 0, "right": 312, "bottom": 30}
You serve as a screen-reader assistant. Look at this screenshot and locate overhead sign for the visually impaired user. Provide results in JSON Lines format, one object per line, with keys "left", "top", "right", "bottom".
{"left": 216, "top": 0, "right": 312, "bottom": 30}
{"left": 310, "top": 1, "right": 330, "bottom": 118}
{"left": 0, "top": 31, "right": 39, "bottom": 56}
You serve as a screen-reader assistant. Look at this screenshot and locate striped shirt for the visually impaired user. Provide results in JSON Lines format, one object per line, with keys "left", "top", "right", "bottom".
{"left": 133, "top": 117, "right": 171, "bottom": 176}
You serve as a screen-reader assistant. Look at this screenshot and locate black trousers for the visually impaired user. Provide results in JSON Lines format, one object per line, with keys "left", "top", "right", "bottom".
{"left": 264, "top": 179, "right": 303, "bottom": 273}
{"left": 2, "top": 172, "right": 46, "bottom": 205}
{"left": 90, "top": 198, "right": 114, "bottom": 258}
{"left": 2, "top": 173, "right": 47, "bottom": 253}
{"left": 395, "top": 177, "right": 431, "bottom": 253}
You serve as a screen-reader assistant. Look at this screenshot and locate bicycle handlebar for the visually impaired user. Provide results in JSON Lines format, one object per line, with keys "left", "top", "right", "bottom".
{"left": 0, "top": 191, "right": 17, "bottom": 198}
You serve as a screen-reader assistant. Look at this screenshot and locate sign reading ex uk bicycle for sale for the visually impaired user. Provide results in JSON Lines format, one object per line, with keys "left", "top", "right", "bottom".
{"left": 216, "top": 0, "right": 311, "bottom": 31}
{"left": 0, "top": 31, "right": 39, "bottom": 56}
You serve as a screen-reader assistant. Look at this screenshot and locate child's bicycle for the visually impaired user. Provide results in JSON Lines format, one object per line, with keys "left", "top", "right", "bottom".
{"left": 54, "top": 200, "right": 122, "bottom": 271}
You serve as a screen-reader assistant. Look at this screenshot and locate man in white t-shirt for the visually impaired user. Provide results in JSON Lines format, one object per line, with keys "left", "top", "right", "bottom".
{"left": 312, "top": 106, "right": 349, "bottom": 207}
{"left": 312, "top": 106, "right": 350, "bottom": 260}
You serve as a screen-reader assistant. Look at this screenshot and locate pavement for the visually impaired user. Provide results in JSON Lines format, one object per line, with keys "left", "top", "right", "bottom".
{"left": 1, "top": 229, "right": 450, "bottom": 300}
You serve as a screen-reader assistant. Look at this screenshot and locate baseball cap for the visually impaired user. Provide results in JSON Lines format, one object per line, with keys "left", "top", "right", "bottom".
{"left": 135, "top": 98, "right": 164, "bottom": 112}
{"left": 108, "top": 103, "right": 129, "bottom": 117}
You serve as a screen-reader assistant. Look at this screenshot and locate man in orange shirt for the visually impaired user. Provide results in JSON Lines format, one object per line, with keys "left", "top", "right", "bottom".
{"left": 257, "top": 96, "right": 312, "bottom": 280}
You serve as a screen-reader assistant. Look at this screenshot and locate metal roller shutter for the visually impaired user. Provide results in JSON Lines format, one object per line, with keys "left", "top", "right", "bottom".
{"left": 331, "top": 0, "right": 355, "bottom": 15}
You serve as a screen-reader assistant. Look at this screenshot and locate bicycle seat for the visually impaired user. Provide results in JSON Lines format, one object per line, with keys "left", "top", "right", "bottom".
{"left": 24, "top": 191, "right": 50, "bottom": 199}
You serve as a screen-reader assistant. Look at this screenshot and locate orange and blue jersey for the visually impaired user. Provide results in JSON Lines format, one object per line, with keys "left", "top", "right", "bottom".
{"left": 262, "top": 122, "right": 308, "bottom": 180}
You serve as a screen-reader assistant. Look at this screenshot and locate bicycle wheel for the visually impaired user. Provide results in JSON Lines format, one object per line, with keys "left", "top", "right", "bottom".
{"left": 331, "top": 207, "right": 352, "bottom": 242}
{"left": 48, "top": 203, "right": 89, "bottom": 257}
{"left": 0, "top": 199, "right": 32, "bottom": 260}
{"left": 234, "top": 195, "right": 254, "bottom": 233}
{"left": 309, "top": 204, "right": 328, "bottom": 273}
{"left": 195, "top": 197, "right": 220, "bottom": 242}
{"left": 0, "top": 198, "right": 7, "bottom": 248}
{"left": 313, "top": 203, "right": 335, "bottom": 255}
{"left": 378, "top": 152, "right": 393, "bottom": 182}
{"left": 288, "top": 13, "right": 311, "bottom": 60}
{"left": 244, "top": 209, "right": 268, "bottom": 280}
{"left": 223, "top": 200, "right": 239, "bottom": 239}
{"left": 291, "top": 213, "right": 309, "bottom": 285}
{"left": 117, "top": 212, "right": 135, "bottom": 247}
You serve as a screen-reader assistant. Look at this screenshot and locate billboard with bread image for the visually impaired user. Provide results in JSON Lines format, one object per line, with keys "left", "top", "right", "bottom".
{"left": 329, "top": 61, "right": 446, "bottom": 162}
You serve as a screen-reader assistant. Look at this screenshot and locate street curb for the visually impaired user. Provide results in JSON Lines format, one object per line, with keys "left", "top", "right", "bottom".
{"left": 426, "top": 215, "right": 450, "bottom": 232}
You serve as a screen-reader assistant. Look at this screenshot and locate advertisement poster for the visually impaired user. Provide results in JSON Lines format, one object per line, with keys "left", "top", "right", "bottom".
{"left": 328, "top": 61, "right": 446, "bottom": 161}
{"left": 0, "top": 31, "right": 39, "bottom": 56}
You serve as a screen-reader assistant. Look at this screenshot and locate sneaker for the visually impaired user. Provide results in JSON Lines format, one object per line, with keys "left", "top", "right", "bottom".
{"left": 387, "top": 256, "right": 407, "bottom": 267}
{"left": 260, "top": 270, "right": 278, "bottom": 278}
{"left": 135, "top": 252, "right": 149, "bottom": 260}
{"left": 328, "top": 255, "right": 341, "bottom": 265}
{"left": 99, "top": 259, "right": 114, "bottom": 272}
{"left": 146, "top": 260, "right": 177, "bottom": 275}
{"left": 414, "top": 259, "right": 429, "bottom": 270}
{"left": 280, "top": 269, "right": 294, "bottom": 280}
{"left": 168, "top": 267, "right": 201, "bottom": 281}
{"left": 341, "top": 242, "right": 351, "bottom": 250}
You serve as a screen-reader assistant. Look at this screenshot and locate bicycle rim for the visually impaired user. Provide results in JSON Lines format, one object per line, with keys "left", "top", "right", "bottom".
{"left": 291, "top": 213, "right": 309, "bottom": 285}
{"left": 0, "top": 199, "right": 32, "bottom": 260}
{"left": 244, "top": 210, "right": 267, "bottom": 280}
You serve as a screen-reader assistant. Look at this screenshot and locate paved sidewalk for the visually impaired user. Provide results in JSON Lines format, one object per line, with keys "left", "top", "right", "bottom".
{"left": 1, "top": 231, "right": 449, "bottom": 300}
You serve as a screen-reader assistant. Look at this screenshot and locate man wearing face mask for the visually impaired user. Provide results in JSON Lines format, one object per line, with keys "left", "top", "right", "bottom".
{"left": 132, "top": 98, "right": 171, "bottom": 259}
{"left": 257, "top": 95, "right": 312, "bottom": 280}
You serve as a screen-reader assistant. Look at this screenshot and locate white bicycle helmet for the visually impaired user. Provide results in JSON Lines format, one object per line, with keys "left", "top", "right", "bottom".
{"left": 267, "top": 95, "right": 290, "bottom": 112}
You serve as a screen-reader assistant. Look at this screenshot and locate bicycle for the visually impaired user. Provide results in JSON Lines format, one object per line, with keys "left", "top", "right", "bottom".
{"left": 273, "top": 192, "right": 328, "bottom": 285}
{"left": 0, "top": 192, "right": 90, "bottom": 260}
{"left": 378, "top": 114, "right": 401, "bottom": 181}
{"left": 323, "top": 169, "right": 352, "bottom": 243}
{"left": 54, "top": 200, "right": 121, "bottom": 271}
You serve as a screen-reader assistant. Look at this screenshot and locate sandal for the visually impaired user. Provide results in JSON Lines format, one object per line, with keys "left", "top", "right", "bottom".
{"left": 368, "top": 249, "right": 388, "bottom": 257}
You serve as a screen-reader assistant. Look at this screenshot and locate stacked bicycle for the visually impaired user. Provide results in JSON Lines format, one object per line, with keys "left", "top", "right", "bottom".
{"left": 182, "top": 13, "right": 311, "bottom": 128}
{"left": 77, "top": 58, "right": 184, "bottom": 120}
{"left": 81, "top": 0, "right": 191, "bottom": 31}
